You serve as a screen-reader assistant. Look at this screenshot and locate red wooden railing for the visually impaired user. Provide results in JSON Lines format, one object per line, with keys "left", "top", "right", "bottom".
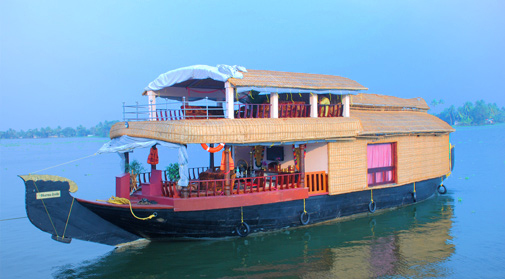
{"left": 278, "top": 103, "right": 311, "bottom": 118}
{"left": 234, "top": 173, "right": 300, "bottom": 195}
{"left": 159, "top": 172, "right": 332, "bottom": 198}
{"left": 188, "top": 166, "right": 220, "bottom": 180}
{"left": 180, "top": 173, "right": 301, "bottom": 198}
{"left": 134, "top": 172, "right": 151, "bottom": 189}
{"left": 318, "top": 104, "right": 343, "bottom": 117}
{"left": 156, "top": 103, "right": 342, "bottom": 120}
{"left": 236, "top": 104, "right": 271, "bottom": 119}
{"left": 161, "top": 181, "right": 178, "bottom": 197}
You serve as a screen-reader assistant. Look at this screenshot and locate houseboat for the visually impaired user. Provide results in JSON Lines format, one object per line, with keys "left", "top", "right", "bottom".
{"left": 20, "top": 65, "right": 455, "bottom": 246}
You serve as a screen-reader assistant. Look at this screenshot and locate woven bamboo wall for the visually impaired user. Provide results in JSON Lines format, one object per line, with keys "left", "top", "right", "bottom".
{"left": 328, "top": 134, "right": 450, "bottom": 195}
{"left": 394, "top": 134, "right": 450, "bottom": 185}
{"left": 327, "top": 140, "right": 368, "bottom": 195}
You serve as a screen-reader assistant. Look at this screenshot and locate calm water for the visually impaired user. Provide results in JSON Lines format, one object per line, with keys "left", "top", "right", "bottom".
{"left": 1, "top": 124, "right": 504, "bottom": 278}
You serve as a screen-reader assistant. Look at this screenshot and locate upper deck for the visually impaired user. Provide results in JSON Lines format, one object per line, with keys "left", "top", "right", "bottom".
{"left": 116, "top": 65, "right": 453, "bottom": 143}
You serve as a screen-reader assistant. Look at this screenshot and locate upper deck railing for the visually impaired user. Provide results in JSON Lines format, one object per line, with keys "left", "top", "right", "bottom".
{"left": 236, "top": 104, "right": 271, "bottom": 118}
{"left": 123, "top": 97, "right": 227, "bottom": 121}
{"left": 318, "top": 104, "right": 343, "bottom": 117}
{"left": 123, "top": 98, "right": 343, "bottom": 121}
{"left": 278, "top": 103, "right": 311, "bottom": 118}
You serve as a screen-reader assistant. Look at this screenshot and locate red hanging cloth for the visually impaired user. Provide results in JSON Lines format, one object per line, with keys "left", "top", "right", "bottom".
{"left": 148, "top": 146, "right": 159, "bottom": 165}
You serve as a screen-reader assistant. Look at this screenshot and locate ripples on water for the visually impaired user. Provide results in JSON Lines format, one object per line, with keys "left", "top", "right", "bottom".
{"left": 1, "top": 124, "right": 504, "bottom": 278}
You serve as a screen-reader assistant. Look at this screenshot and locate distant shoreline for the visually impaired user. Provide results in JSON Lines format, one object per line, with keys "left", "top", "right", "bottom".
{"left": 0, "top": 121, "right": 118, "bottom": 140}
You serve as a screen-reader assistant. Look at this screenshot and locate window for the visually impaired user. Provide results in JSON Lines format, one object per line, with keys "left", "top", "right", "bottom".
{"left": 367, "top": 143, "right": 396, "bottom": 186}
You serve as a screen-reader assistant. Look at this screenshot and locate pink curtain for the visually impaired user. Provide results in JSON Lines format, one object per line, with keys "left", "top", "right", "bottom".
{"left": 367, "top": 143, "right": 393, "bottom": 184}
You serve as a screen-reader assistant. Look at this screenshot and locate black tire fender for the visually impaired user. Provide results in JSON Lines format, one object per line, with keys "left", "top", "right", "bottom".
{"left": 438, "top": 184, "right": 447, "bottom": 194}
{"left": 368, "top": 201, "right": 376, "bottom": 213}
{"left": 236, "top": 222, "right": 250, "bottom": 237}
{"left": 300, "top": 211, "right": 310, "bottom": 225}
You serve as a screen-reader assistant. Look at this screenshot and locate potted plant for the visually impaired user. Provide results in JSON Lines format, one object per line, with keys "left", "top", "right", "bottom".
{"left": 165, "top": 163, "right": 180, "bottom": 182}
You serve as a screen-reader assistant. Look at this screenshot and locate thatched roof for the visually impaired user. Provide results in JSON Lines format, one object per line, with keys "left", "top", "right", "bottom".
{"left": 228, "top": 69, "right": 367, "bottom": 91}
{"left": 111, "top": 118, "right": 362, "bottom": 144}
{"left": 351, "top": 110, "right": 454, "bottom": 136}
{"left": 351, "top": 93, "right": 430, "bottom": 111}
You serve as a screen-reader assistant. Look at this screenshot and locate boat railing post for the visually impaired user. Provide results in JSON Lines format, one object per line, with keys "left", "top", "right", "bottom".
{"left": 122, "top": 102, "right": 126, "bottom": 121}
{"left": 135, "top": 101, "right": 139, "bottom": 121}
{"left": 209, "top": 144, "right": 215, "bottom": 170}
{"left": 300, "top": 144, "right": 305, "bottom": 188}
{"left": 183, "top": 96, "right": 186, "bottom": 119}
{"left": 205, "top": 96, "right": 209, "bottom": 119}
{"left": 149, "top": 99, "right": 153, "bottom": 121}
{"left": 224, "top": 145, "right": 231, "bottom": 196}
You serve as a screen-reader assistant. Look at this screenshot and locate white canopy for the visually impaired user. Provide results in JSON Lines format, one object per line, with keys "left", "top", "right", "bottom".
{"left": 145, "top": 64, "right": 247, "bottom": 92}
{"left": 98, "top": 136, "right": 189, "bottom": 187}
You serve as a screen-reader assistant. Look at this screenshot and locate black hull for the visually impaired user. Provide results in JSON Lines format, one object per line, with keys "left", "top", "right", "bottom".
{"left": 80, "top": 176, "right": 445, "bottom": 240}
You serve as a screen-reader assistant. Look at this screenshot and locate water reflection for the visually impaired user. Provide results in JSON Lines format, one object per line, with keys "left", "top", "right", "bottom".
{"left": 54, "top": 195, "right": 454, "bottom": 279}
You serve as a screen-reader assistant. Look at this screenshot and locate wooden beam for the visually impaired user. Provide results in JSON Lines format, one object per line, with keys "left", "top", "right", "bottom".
{"left": 224, "top": 145, "right": 231, "bottom": 196}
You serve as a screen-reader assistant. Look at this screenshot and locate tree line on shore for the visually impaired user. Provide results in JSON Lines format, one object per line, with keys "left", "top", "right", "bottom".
{"left": 433, "top": 100, "right": 505, "bottom": 126}
{"left": 0, "top": 121, "right": 119, "bottom": 139}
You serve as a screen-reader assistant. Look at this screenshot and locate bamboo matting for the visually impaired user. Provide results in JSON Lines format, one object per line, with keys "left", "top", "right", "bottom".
{"left": 351, "top": 110, "right": 454, "bottom": 135}
{"left": 228, "top": 69, "right": 367, "bottom": 90}
{"left": 351, "top": 93, "right": 430, "bottom": 111}
{"left": 327, "top": 134, "right": 450, "bottom": 195}
{"left": 111, "top": 118, "right": 362, "bottom": 144}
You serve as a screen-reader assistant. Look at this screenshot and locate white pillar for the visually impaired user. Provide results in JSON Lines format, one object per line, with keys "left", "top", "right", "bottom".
{"left": 147, "top": 91, "right": 156, "bottom": 121}
{"left": 225, "top": 82, "right": 234, "bottom": 119}
{"left": 271, "top": 92, "right": 279, "bottom": 118}
{"left": 310, "top": 93, "right": 318, "bottom": 118}
{"left": 343, "top": 94, "right": 350, "bottom": 117}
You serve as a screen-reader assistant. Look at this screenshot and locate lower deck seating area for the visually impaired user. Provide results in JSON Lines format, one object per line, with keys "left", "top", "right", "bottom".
{"left": 160, "top": 171, "right": 328, "bottom": 198}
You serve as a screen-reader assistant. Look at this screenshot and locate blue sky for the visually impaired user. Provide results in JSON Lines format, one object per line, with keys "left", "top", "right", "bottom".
{"left": 1, "top": 0, "right": 504, "bottom": 130}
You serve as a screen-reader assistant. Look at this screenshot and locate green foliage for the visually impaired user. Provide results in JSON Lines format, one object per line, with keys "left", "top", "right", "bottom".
{"left": 126, "top": 160, "right": 145, "bottom": 175}
{"left": 430, "top": 99, "right": 445, "bottom": 107}
{"left": 436, "top": 100, "right": 505, "bottom": 126}
{"left": 0, "top": 120, "right": 119, "bottom": 139}
{"left": 245, "top": 90, "right": 268, "bottom": 104}
{"left": 165, "top": 163, "right": 180, "bottom": 182}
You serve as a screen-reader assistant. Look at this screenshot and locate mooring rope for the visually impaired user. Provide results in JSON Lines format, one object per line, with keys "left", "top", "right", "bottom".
{"left": 30, "top": 153, "right": 97, "bottom": 174}
{"left": 61, "top": 198, "right": 75, "bottom": 239}
{"left": 0, "top": 217, "right": 27, "bottom": 222}
{"left": 99, "top": 196, "right": 157, "bottom": 221}
{"left": 33, "top": 181, "right": 59, "bottom": 237}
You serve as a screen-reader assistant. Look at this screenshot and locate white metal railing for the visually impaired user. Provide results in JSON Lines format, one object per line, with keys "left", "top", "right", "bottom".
{"left": 123, "top": 97, "right": 227, "bottom": 121}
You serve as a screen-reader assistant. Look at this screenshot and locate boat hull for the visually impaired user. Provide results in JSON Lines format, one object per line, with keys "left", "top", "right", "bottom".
{"left": 20, "top": 175, "right": 140, "bottom": 245}
{"left": 79, "top": 176, "right": 445, "bottom": 240}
